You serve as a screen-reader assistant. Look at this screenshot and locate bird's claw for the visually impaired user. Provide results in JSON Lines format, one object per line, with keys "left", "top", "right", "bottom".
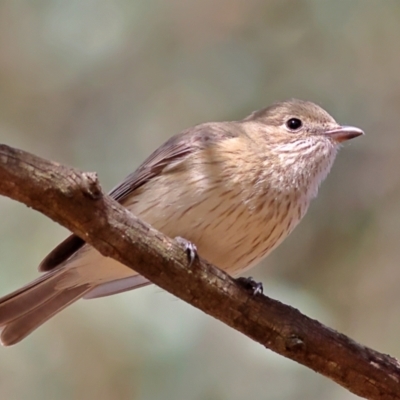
{"left": 236, "top": 276, "right": 263, "bottom": 295}
{"left": 175, "top": 236, "right": 198, "bottom": 267}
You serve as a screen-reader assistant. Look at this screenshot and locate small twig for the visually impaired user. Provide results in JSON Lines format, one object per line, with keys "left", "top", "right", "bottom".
{"left": 0, "top": 143, "right": 398, "bottom": 399}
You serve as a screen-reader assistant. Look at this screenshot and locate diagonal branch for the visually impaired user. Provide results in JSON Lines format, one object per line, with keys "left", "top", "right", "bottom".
{"left": 0, "top": 143, "right": 398, "bottom": 399}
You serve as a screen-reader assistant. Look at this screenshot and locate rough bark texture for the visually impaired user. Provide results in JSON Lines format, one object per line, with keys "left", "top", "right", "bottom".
{"left": 0, "top": 143, "right": 399, "bottom": 399}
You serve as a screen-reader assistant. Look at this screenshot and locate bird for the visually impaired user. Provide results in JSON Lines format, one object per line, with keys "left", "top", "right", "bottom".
{"left": 0, "top": 99, "right": 364, "bottom": 346}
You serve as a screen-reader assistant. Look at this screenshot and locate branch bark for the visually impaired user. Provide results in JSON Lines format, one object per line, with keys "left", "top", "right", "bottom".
{"left": 0, "top": 143, "right": 398, "bottom": 399}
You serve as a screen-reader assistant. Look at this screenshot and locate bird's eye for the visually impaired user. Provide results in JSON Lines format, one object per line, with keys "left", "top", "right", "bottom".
{"left": 285, "top": 118, "right": 303, "bottom": 132}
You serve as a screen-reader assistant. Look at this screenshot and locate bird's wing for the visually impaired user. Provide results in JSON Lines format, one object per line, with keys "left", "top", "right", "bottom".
{"left": 108, "top": 131, "right": 194, "bottom": 202}
{"left": 39, "top": 122, "right": 240, "bottom": 278}
{"left": 38, "top": 235, "right": 86, "bottom": 272}
{"left": 38, "top": 130, "right": 197, "bottom": 273}
{"left": 39, "top": 123, "right": 241, "bottom": 298}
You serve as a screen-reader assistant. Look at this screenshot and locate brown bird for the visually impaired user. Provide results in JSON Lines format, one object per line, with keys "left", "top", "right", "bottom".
{"left": 0, "top": 99, "right": 363, "bottom": 346}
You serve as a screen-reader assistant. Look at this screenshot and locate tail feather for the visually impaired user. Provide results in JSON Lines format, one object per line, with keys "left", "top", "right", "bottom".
{"left": 1, "top": 285, "right": 91, "bottom": 346}
{"left": 0, "top": 270, "right": 62, "bottom": 326}
{"left": 0, "top": 269, "right": 92, "bottom": 346}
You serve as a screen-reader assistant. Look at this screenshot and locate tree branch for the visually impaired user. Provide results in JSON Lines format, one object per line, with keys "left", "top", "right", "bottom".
{"left": 0, "top": 143, "right": 398, "bottom": 399}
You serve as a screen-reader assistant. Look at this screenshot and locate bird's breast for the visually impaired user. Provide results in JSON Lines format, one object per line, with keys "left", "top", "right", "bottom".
{"left": 127, "top": 170, "right": 309, "bottom": 276}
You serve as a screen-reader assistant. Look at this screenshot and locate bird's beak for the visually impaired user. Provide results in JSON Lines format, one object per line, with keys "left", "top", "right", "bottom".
{"left": 325, "top": 126, "right": 364, "bottom": 143}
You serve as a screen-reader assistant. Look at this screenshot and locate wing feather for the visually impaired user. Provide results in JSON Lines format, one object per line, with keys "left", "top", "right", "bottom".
{"left": 38, "top": 128, "right": 202, "bottom": 272}
{"left": 39, "top": 122, "right": 239, "bottom": 272}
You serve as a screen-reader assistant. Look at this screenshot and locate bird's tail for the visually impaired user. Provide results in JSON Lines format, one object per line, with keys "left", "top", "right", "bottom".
{"left": 0, "top": 269, "right": 93, "bottom": 346}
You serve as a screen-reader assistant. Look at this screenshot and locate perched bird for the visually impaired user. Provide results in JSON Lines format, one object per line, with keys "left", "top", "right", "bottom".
{"left": 0, "top": 99, "right": 363, "bottom": 346}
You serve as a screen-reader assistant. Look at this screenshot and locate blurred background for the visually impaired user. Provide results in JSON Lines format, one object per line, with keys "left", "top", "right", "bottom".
{"left": 0, "top": 0, "right": 397, "bottom": 399}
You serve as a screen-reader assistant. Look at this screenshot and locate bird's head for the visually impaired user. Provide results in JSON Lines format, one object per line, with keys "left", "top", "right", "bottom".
{"left": 242, "top": 99, "right": 364, "bottom": 198}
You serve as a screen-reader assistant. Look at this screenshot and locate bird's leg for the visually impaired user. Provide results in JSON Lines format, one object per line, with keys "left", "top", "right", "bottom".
{"left": 236, "top": 277, "right": 263, "bottom": 295}
{"left": 175, "top": 237, "right": 198, "bottom": 267}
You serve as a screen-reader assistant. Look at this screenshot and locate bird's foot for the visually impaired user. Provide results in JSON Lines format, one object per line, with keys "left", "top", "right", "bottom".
{"left": 236, "top": 277, "right": 263, "bottom": 295}
{"left": 175, "top": 236, "right": 198, "bottom": 267}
